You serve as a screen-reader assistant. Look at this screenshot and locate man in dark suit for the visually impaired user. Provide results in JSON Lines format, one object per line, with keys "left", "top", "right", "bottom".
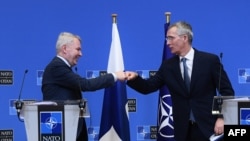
{"left": 42, "top": 32, "right": 127, "bottom": 141}
{"left": 125, "top": 21, "right": 234, "bottom": 141}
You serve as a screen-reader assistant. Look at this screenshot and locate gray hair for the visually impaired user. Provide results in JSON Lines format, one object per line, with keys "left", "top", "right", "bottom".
{"left": 169, "top": 21, "right": 193, "bottom": 44}
{"left": 56, "top": 32, "right": 81, "bottom": 53}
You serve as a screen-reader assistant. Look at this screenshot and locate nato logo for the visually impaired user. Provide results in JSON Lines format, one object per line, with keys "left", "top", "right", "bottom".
{"left": 158, "top": 94, "right": 174, "bottom": 138}
{"left": 88, "top": 127, "right": 99, "bottom": 140}
{"left": 137, "top": 126, "right": 151, "bottom": 140}
{"left": 136, "top": 70, "right": 150, "bottom": 79}
{"left": 137, "top": 126, "right": 157, "bottom": 140}
{"left": 37, "top": 70, "right": 44, "bottom": 86}
{"left": 238, "top": 68, "right": 250, "bottom": 83}
{"left": 137, "top": 70, "right": 157, "bottom": 79}
{"left": 240, "top": 108, "right": 250, "bottom": 125}
{"left": 40, "top": 112, "right": 63, "bottom": 141}
{"left": 86, "top": 70, "right": 100, "bottom": 79}
{"left": 9, "top": 99, "right": 17, "bottom": 115}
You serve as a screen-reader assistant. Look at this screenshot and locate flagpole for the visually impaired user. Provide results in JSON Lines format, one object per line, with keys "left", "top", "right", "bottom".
{"left": 165, "top": 12, "right": 171, "bottom": 24}
{"left": 157, "top": 12, "right": 175, "bottom": 141}
{"left": 112, "top": 14, "right": 117, "bottom": 23}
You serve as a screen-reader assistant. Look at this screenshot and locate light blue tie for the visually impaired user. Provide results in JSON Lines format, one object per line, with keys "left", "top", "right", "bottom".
{"left": 182, "top": 58, "right": 195, "bottom": 121}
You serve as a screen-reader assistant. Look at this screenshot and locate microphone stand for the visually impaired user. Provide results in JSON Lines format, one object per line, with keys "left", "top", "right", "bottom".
{"left": 74, "top": 67, "right": 86, "bottom": 118}
{"left": 79, "top": 99, "right": 86, "bottom": 118}
{"left": 217, "top": 53, "right": 223, "bottom": 116}
{"left": 15, "top": 101, "right": 24, "bottom": 122}
{"left": 15, "top": 69, "right": 28, "bottom": 122}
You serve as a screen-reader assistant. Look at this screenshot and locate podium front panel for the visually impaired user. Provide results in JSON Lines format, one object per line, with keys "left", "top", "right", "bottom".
{"left": 221, "top": 100, "right": 238, "bottom": 125}
{"left": 21, "top": 103, "right": 80, "bottom": 141}
{"left": 64, "top": 105, "right": 80, "bottom": 141}
{"left": 221, "top": 98, "right": 250, "bottom": 125}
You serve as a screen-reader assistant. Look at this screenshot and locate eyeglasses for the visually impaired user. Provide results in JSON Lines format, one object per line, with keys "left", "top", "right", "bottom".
{"left": 165, "top": 36, "right": 175, "bottom": 41}
{"left": 166, "top": 34, "right": 186, "bottom": 41}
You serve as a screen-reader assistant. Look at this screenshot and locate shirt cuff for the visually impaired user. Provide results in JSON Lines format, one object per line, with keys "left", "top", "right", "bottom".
{"left": 218, "top": 114, "right": 224, "bottom": 119}
{"left": 111, "top": 73, "right": 117, "bottom": 82}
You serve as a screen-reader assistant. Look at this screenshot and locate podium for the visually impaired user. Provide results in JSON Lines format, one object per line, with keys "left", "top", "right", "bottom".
{"left": 15, "top": 100, "right": 89, "bottom": 141}
{"left": 212, "top": 96, "right": 250, "bottom": 125}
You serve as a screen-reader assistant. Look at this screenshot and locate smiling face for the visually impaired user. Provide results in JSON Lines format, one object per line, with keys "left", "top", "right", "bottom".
{"left": 56, "top": 32, "right": 83, "bottom": 67}
{"left": 63, "top": 38, "right": 82, "bottom": 67}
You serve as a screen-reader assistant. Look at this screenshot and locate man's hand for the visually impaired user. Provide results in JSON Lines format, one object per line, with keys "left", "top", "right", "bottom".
{"left": 214, "top": 118, "right": 224, "bottom": 135}
{"left": 114, "top": 71, "right": 127, "bottom": 81}
{"left": 125, "top": 71, "right": 138, "bottom": 81}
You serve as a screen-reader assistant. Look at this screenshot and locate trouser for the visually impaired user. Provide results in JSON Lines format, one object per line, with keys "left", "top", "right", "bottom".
{"left": 186, "top": 121, "right": 209, "bottom": 141}
{"left": 76, "top": 118, "right": 88, "bottom": 141}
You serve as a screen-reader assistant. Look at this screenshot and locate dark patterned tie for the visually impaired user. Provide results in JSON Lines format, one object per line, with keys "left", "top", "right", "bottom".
{"left": 182, "top": 58, "right": 190, "bottom": 91}
{"left": 182, "top": 58, "right": 195, "bottom": 121}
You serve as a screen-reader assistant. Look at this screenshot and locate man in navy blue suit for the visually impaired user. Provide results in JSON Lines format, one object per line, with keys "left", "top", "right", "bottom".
{"left": 126, "top": 21, "right": 234, "bottom": 141}
{"left": 42, "top": 32, "right": 126, "bottom": 141}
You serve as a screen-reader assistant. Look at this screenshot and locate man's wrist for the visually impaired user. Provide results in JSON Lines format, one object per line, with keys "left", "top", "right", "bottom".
{"left": 218, "top": 114, "right": 224, "bottom": 119}
{"left": 111, "top": 73, "right": 117, "bottom": 81}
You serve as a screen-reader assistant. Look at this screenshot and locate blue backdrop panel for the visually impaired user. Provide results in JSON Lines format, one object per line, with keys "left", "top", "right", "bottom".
{"left": 1, "top": 0, "right": 250, "bottom": 140}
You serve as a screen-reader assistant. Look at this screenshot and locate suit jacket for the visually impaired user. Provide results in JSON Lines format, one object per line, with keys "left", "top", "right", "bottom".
{"left": 127, "top": 49, "right": 234, "bottom": 141}
{"left": 42, "top": 56, "right": 116, "bottom": 140}
{"left": 42, "top": 56, "right": 115, "bottom": 100}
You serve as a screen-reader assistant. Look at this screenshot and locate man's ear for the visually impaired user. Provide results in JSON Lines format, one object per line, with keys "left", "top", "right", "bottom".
{"left": 62, "top": 45, "right": 67, "bottom": 54}
{"left": 183, "top": 34, "right": 188, "bottom": 42}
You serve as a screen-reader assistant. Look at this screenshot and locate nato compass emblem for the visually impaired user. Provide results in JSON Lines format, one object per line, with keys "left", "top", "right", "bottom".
{"left": 245, "top": 114, "right": 250, "bottom": 125}
{"left": 238, "top": 68, "right": 250, "bottom": 83}
{"left": 158, "top": 93, "right": 174, "bottom": 138}
{"left": 45, "top": 117, "right": 58, "bottom": 129}
{"left": 40, "top": 112, "right": 62, "bottom": 134}
{"left": 137, "top": 126, "right": 151, "bottom": 139}
{"left": 240, "top": 108, "right": 250, "bottom": 125}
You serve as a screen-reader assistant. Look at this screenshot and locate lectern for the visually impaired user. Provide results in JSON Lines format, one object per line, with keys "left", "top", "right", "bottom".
{"left": 212, "top": 96, "right": 250, "bottom": 125}
{"left": 210, "top": 96, "right": 250, "bottom": 141}
{"left": 15, "top": 100, "right": 89, "bottom": 141}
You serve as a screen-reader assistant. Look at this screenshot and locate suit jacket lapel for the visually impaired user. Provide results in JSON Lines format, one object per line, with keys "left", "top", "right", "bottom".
{"left": 189, "top": 49, "right": 202, "bottom": 94}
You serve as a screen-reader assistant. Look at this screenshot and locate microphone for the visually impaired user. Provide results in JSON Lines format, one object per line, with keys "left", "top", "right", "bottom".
{"left": 217, "top": 53, "right": 223, "bottom": 114}
{"left": 218, "top": 53, "right": 223, "bottom": 94}
{"left": 15, "top": 69, "right": 28, "bottom": 122}
{"left": 74, "top": 67, "right": 86, "bottom": 118}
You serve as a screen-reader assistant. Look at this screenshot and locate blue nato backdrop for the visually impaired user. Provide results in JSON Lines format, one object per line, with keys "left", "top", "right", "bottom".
{"left": 1, "top": 0, "right": 250, "bottom": 141}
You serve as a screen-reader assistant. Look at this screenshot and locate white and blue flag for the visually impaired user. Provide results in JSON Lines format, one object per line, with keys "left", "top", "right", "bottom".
{"left": 99, "top": 19, "right": 130, "bottom": 141}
